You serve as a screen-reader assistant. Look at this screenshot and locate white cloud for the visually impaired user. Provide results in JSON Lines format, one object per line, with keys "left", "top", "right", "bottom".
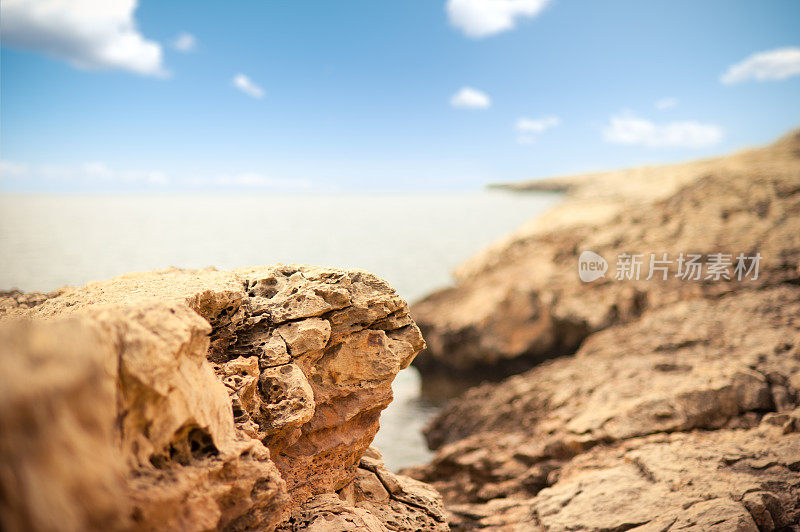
{"left": 602, "top": 112, "right": 723, "bottom": 148}
{"left": 172, "top": 32, "right": 196, "bottom": 53}
{"left": 0, "top": 0, "right": 166, "bottom": 76}
{"left": 233, "top": 74, "right": 265, "bottom": 99}
{"left": 655, "top": 97, "right": 678, "bottom": 110}
{"left": 446, "top": 0, "right": 550, "bottom": 38}
{"left": 721, "top": 47, "right": 800, "bottom": 84}
{"left": 515, "top": 115, "right": 559, "bottom": 144}
{"left": 450, "top": 87, "right": 491, "bottom": 109}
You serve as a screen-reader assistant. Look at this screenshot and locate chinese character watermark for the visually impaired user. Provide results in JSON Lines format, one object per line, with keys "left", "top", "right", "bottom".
{"left": 578, "top": 251, "right": 760, "bottom": 283}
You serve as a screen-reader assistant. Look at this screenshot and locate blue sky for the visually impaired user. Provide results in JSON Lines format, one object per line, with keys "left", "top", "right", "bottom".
{"left": 1, "top": 0, "right": 799, "bottom": 193}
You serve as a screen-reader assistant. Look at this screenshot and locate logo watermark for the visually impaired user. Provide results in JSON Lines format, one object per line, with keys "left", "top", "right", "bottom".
{"left": 578, "top": 251, "right": 761, "bottom": 283}
{"left": 578, "top": 250, "right": 609, "bottom": 282}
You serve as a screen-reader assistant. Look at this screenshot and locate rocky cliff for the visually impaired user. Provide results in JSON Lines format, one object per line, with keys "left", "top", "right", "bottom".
{"left": 404, "top": 129, "right": 800, "bottom": 530}
{"left": 0, "top": 266, "right": 448, "bottom": 531}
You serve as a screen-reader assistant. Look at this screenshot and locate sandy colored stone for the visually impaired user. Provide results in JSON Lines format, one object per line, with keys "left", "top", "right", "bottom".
{"left": 277, "top": 448, "right": 448, "bottom": 532}
{"left": 276, "top": 493, "right": 388, "bottom": 532}
{"left": 527, "top": 428, "right": 799, "bottom": 532}
{"left": 408, "top": 287, "right": 800, "bottom": 529}
{"left": 0, "top": 319, "right": 127, "bottom": 532}
{"left": 258, "top": 363, "right": 315, "bottom": 451}
{"left": 0, "top": 265, "right": 440, "bottom": 531}
{"left": 277, "top": 318, "right": 331, "bottom": 357}
{"left": 0, "top": 304, "right": 288, "bottom": 532}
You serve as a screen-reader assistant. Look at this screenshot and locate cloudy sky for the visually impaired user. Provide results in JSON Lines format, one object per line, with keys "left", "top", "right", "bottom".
{"left": 1, "top": 0, "right": 799, "bottom": 192}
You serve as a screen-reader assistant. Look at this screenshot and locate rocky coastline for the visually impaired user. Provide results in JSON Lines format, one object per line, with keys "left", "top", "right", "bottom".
{"left": 2, "top": 130, "right": 799, "bottom": 532}
{"left": 407, "top": 129, "right": 800, "bottom": 530}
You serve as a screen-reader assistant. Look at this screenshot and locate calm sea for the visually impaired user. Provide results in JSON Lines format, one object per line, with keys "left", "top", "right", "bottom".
{"left": 0, "top": 191, "right": 560, "bottom": 470}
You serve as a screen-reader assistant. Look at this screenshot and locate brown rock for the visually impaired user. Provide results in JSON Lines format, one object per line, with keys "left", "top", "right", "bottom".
{"left": 0, "top": 319, "right": 128, "bottom": 532}
{"left": 355, "top": 452, "right": 448, "bottom": 531}
{"left": 275, "top": 494, "right": 387, "bottom": 531}
{"left": 278, "top": 448, "right": 448, "bottom": 532}
{"left": 408, "top": 287, "right": 800, "bottom": 529}
{"left": 258, "top": 363, "right": 316, "bottom": 450}
{"left": 0, "top": 304, "right": 288, "bottom": 532}
{"left": 0, "top": 265, "right": 442, "bottom": 531}
{"left": 276, "top": 318, "right": 331, "bottom": 357}
{"left": 528, "top": 428, "right": 798, "bottom": 532}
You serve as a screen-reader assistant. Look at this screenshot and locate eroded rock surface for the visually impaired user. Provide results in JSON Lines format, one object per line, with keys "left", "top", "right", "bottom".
{"left": 0, "top": 265, "right": 443, "bottom": 531}
{"left": 411, "top": 129, "right": 800, "bottom": 377}
{"left": 407, "top": 287, "right": 800, "bottom": 530}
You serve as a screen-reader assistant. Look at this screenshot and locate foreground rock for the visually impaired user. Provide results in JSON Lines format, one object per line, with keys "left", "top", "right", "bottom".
{"left": 406, "top": 286, "right": 800, "bottom": 530}
{"left": 0, "top": 265, "right": 448, "bottom": 531}
{"left": 411, "top": 129, "right": 800, "bottom": 377}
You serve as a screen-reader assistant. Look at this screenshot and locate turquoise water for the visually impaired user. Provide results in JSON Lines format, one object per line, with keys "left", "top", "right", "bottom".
{"left": 0, "top": 191, "right": 560, "bottom": 469}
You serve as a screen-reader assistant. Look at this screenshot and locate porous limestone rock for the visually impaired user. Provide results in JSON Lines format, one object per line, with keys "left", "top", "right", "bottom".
{"left": 0, "top": 265, "right": 442, "bottom": 531}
